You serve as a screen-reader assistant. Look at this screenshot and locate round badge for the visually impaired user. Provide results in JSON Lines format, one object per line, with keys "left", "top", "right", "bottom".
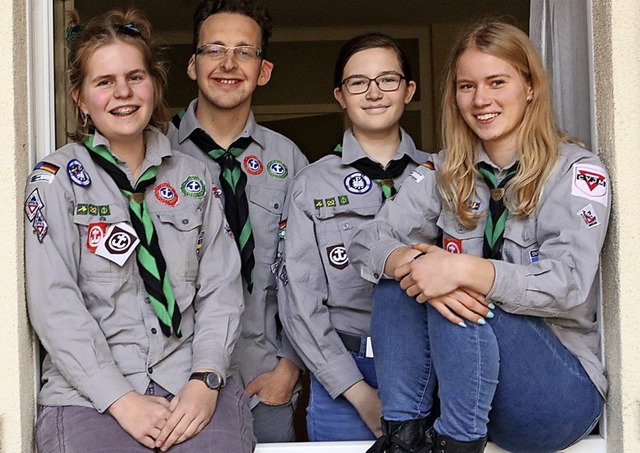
{"left": 67, "top": 159, "right": 91, "bottom": 187}
{"left": 327, "top": 244, "right": 349, "bottom": 270}
{"left": 154, "top": 182, "right": 179, "bottom": 206}
{"left": 343, "top": 172, "right": 372, "bottom": 195}
{"left": 243, "top": 155, "right": 264, "bottom": 176}
{"left": 181, "top": 176, "right": 206, "bottom": 198}
{"left": 267, "top": 160, "right": 288, "bottom": 179}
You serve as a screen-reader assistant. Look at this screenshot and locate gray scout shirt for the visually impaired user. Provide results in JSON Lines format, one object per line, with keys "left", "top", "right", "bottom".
{"left": 168, "top": 100, "right": 309, "bottom": 389}
{"left": 24, "top": 127, "right": 244, "bottom": 412}
{"left": 277, "top": 128, "right": 429, "bottom": 398}
{"left": 348, "top": 143, "right": 610, "bottom": 397}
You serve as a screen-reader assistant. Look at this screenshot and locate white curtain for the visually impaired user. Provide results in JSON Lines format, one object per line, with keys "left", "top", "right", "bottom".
{"left": 529, "top": 0, "right": 593, "bottom": 149}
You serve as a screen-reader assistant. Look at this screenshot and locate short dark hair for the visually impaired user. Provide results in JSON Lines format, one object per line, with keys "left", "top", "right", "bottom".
{"left": 334, "top": 33, "right": 413, "bottom": 88}
{"left": 192, "top": 0, "right": 273, "bottom": 56}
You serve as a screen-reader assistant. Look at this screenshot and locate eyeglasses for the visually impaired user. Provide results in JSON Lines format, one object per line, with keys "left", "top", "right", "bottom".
{"left": 195, "top": 43, "right": 264, "bottom": 61}
{"left": 340, "top": 72, "right": 406, "bottom": 94}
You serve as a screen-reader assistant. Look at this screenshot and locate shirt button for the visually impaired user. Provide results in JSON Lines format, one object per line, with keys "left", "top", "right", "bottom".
{"left": 99, "top": 216, "right": 106, "bottom": 221}
{"left": 182, "top": 219, "right": 189, "bottom": 225}
{"left": 274, "top": 203, "right": 280, "bottom": 209}
{"left": 151, "top": 328, "right": 157, "bottom": 334}
{"left": 343, "top": 224, "right": 350, "bottom": 230}
{"left": 374, "top": 273, "right": 380, "bottom": 279}
{"left": 145, "top": 297, "right": 151, "bottom": 304}
{"left": 148, "top": 366, "right": 153, "bottom": 374}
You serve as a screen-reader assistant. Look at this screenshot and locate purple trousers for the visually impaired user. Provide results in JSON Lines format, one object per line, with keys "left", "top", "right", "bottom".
{"left": 35, "top": 377, "right": 255, "bottom": 453}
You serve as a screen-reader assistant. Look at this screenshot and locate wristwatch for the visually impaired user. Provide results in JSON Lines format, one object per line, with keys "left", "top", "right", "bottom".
{"left": 189, "top": 371, "right": 224, "bottom": 390}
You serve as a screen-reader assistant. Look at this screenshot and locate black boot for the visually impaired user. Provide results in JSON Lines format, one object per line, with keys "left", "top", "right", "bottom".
{"left": 425, "top": 427, "right": 487, "bottom": 453}
{"left": 367, "top": 418, "right": 431, "bottom": 453}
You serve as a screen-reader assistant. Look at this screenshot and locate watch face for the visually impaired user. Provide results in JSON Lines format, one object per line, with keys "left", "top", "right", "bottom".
{"left": 205, "top": 373, "right": 222, "bottom": 389}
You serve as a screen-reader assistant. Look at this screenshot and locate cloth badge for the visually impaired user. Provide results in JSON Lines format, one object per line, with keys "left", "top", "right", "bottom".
{"left": 338, "top": 195, "right": 350, "bottom": 206}
{"left": 314, "top": 199, "right": 325, "bottom": 209}
{"left": 344, "top": 171, "right": 372, "bottom": 194}
{"left": 86, "top": 222, "right": 107, "bottom": 253}
{"left": 75, "top": 203, "right": 89, "bottom": 215}
{"left": 67, "top": 159, "right": 91, "bottom": 187}
{"left": 278, "top": 220, "right": 287, "bottom": 239}
{"left": 95, "top": 222, "right": 140, "bottom": 266}
{"left": 469, "top": 200, "right": 481, "bottom": 211}
{"left": 88, "top": 205, "right": 99, "bottom": 216}
{"left": 443, "top": 236, "right": 463, "bottom": 254}
{"left": 155, "top": 182, "right": 179, "bottom": 206}
{"left": 25, "top": 188, "right": 44, "bottom": 221}
{"left": 30, "top": 173, "right": 54, "bottom": 184}
{"left": 325, "top": 197, "right": 337, "bottom": 207}
{"left": 571, "top": 164, "right": 608, "bottom": 207}
{"left": 196, "top": 230, "right": 204, "bottom": 259}
{"left": 98, "top": 205, "right": 111, "bottom": 216}
{"left": 327, "top": 244, "right": 349, "bottom": 269}
{"left": 224, "top": 223, "right": 234, "bottom": 239}
{"left": 267, "top": 160, "right": 288, "bottom": 179}
{"left": 577, "top": 203, "right": 600, "bottom": 229}
{"left": 529, "top": 250, "right": 540, "bottom": 263}
{"left": 181, "top": 176, "right": 206, "bottom": 198}
{"left": 32, "top": 210, "right": 48, "bottom": 243}
{"left": 243, "top": 155, "right": 264, "bottom": 175}
{"left": 34, "top": 161, "right": 60, "bottom": 175}
{"left": 422, "top": 161, "right": 435, "bottom": 171}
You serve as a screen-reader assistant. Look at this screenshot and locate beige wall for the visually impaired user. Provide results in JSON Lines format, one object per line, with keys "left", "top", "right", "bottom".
{"left": 1, "top": 0, "right": 639, "bottom": 451}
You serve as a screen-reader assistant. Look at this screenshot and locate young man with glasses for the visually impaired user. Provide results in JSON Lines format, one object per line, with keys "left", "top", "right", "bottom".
{"left": 169, "top": 0, "right": 308, "bottom": 444}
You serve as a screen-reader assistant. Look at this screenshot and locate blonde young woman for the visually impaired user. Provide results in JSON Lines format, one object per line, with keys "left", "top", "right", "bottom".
{"left": 349, "top": 21, "right": 609, "bottom": 453}
{"left": 24, "top": 10, "right": 253, "bottom": 452}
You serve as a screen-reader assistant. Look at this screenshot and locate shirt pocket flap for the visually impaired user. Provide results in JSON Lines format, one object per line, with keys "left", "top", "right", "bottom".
{"left": 157, "top": 206, "right": 203, "bottom": 232}
{"left": 249, "top": 186, "right": 285, "bottom": 215}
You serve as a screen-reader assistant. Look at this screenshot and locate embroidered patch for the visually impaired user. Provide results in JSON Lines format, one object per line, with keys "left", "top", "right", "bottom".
{"left": 443, "top": 236, "right": 463, "bottom": 254}
{"left": 30, "top": 173, "right": 54, "bottom": 184}
{"left": 196, "top": 230, "right": 204, "bottom": 259}
{"left": 67, "top": 159, "right": 91, "bottom": 187}
{"left": 278, "top": 220, "right": 287, "bottom": 240}
{"left": 34, "top": 161, "right": 60, "bottom": 175}
{"left": 155, "top": 182, "right": 179, "bottom": 206}
{"left": 529, "top": 250, "right": 539, "bottom": 263}
{"left": 211, "top": 184, "right": 224, "bottom": 212}
{"left": 224, "top": 223, "right": 234, "bottom": 239}
{"left": 325, "top": 197, "right": 337, "bottom": 207}
{"left": 33, "top": 210, "right": 48, "bottom": 243}
{"left": 338, "top": 195, "right": 350, "bottom": 206}
{"left": 181, "top": 176, "right": 206, "bottom": 198}
{"left": 410, "top": 169, "right": 424, "bottom": 183}
{"left": 577, "top": 203, "right": 600, "bottom": 229}
{"left": 571, "top": 164, "right": 608, "bottom": 207}
{"left": 243, "top": 155, "right": 264, "bottom": 175}
{"left": 25, "top": 189, "right": 44, "bottom": 221}
{"left": 469, "top": 200, "right": 481, "bottom": 211}
{"left": 95, "top": 223, "right": 139, "bottom": 266}
{"left": 344, "top": 172, "right": 372, "bottom": 194}
{"left": 314, "top": 199, "right": 325, "bottom": 209}
{"left": 99, "top": 205, "right": 111, "bottom": 216}
{"left": 327, "top": 244, "right": 349, "bottom": 269}
{"left": 87, "top": 222, "right": 107, "bottom": 253}
{"left": 267, "top": 160, "right": 288, "bottom": 179}
{"left": 422, "top": 161, "right": 435, "bottom": 171}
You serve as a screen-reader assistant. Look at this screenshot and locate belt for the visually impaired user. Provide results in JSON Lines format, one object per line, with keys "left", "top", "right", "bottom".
{"left": 337, "top": 331, "right": 374, "bottom": 358}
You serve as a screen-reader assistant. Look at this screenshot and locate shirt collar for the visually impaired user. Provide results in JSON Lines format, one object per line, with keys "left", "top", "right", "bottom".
{"left": 91, "top": 126, "right": 171, "bottom": 168}
{"left": 339, "top": 127, "right": 424, "bottom": 166}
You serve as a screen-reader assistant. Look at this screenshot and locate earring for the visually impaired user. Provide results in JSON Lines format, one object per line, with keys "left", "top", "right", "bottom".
{"left": 80, "top": 111, "right": 89, "bottom": 128}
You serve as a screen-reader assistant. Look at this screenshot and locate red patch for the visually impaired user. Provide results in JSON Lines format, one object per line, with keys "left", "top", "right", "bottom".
{"left": 154, "top": 182, "right": 179, "bottom": 206}
{"left": 422, "top": 161, "right": 435, "bottom": 171}
{"left": 443, "top": 236, "right": 463, "bottom": 254}
{"left": 87, "top": 222, "right": 107, "bottom": 253}
{"left": 243, "top": 155, "right": 264, "bottom": 175}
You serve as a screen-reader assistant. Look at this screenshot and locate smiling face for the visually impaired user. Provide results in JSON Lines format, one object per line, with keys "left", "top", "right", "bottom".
{"left": 455, "top": 48, "right": 532, "bottom": 156}
{"left": 187, "top": 12, "right": 273, "bottom": 115}
{"left": 334, "top": 47, "right": 416, "bottom": 140}
{"left": 74, "top": 41, "right": 154, "bottom": 149}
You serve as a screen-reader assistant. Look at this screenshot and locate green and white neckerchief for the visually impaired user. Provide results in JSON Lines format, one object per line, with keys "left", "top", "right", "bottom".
{"left": 84, "top": 134, "right": 182, "bottom": 337}
{"left": 476, "top": 161, "right": 519, "bottom": 260}
{"left": 334, "top": 144, "right": 412, "bottom": 200}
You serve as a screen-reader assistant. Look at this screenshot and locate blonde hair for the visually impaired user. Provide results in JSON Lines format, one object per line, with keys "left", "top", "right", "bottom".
{"left": 439, "top": 20, "right": 567, "bottom": 228}
{"left": 66, "top": 9, "right": 169, "bottom": 141}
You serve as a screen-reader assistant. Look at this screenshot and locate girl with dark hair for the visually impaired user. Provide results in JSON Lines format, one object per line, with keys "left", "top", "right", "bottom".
{"left": 277, "top": 32, "right": 428, "bottom": 441}
{"left": 349, "top": 21, "right": 609, "bottom": 453}
{"left": 25, "top": 9, "right": 254, "bottom": 452}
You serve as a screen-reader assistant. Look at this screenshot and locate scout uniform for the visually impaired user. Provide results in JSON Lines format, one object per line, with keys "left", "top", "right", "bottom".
{"left": 348, "top": 143, "right": 609, "bottom": 397}
{"left": 168, "top": 99, "right": 309, "bottom": 399}
{"left": 277, "top": 128, "right": 428, "bottom": 404}
{"left": 24, "top": 127, "right": 244, "bottom": 411}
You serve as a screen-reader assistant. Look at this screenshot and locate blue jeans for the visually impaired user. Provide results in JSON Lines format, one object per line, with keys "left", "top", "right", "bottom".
{"left": 307, "top": 350, "right": 378, "bottom": 441}
{"left": 371, "top": 279, "right": 603, "bottom": 453}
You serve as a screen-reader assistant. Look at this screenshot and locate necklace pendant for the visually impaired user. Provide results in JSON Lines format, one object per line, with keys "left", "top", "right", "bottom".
{"left": 491, "top": 188, "right": 505, "bottom": 201}
{"left": 129, "top": 193, "right": 145, "bottom": 204}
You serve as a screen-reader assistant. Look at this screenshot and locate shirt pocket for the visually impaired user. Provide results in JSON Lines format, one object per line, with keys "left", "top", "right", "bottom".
{"left": 73, "top": 205, "right": 133, "bottom": 281}
{"left": 247, "top": 185, "right": 285, "bottom": 264}
{"left": 156, "top": 205, "right": 203, "bottom": 284}
{"left": 436, "top": 211, "right": 484, "bottom": 255}
{"left": 503, "top": 217, "right": 539, "bottom": 265}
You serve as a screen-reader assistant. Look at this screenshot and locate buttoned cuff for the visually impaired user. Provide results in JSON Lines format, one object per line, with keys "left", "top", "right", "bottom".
{"left": 360, "top": 240, "right": 406, "bottom": 283}
{"left": 486, "top": 260, "right": 526, "bottom": 310}
{"left": 314, "top": 352, "right": 364, "bottom": 399}
{"left": 277, "top": 334, "right": 306, "bottom": 371}
{"left": 192, "top": 345, "right": 229, "bottom": 379}
{"left": 81, "top": 365, "right": 134, "bottom": 413}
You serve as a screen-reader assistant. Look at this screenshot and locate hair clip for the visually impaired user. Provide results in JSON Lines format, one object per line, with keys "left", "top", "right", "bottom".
{"left": 64, "top": 24, "right": 84, "bottom": 45}
{"left": 115, "top": 23, "right": 141, "bottom": 38}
